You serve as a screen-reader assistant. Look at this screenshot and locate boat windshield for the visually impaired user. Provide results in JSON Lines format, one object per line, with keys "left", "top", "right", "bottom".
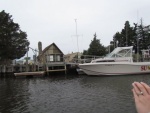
{"left": 106, "top": 48, "right": 119, "bottom": 58}
{"left": 105, "top": 47, "right": 132, "bottom": 58}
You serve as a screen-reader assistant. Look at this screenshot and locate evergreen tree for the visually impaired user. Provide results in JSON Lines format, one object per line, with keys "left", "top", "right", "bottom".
{"left": 83, "top": 50, "right": 88, "bottom": 55}
{"left": 0, "top": 10, "right": 30, "bottom": 64}
{"left": 133, "top": 19, "right": 150, "bottom": 53}
{"left": 113, "top": 21, "right": 135, "bottom": 48}
{"left": 137, "top": 19, "right": 150, "bottom": 49}
{"left": 83, "top": 33, "right": 106, "bottom": 56}
{"left": 112, "top": 20, "right": 150, "bottom": 54}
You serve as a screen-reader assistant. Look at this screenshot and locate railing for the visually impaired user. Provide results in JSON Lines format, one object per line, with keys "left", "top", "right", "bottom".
{"left": 70, "top": 55, "right": 103, "bottom": 63}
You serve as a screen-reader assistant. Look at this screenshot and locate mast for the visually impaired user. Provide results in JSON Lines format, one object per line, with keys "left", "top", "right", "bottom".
{"left": 136, "top": 11, "right": 139, "bottom": 62}
{"left": 75, "top": 19, "right": 79, "bottom": 60}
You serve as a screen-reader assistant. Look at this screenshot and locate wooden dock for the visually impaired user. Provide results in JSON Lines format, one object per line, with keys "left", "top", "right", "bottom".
{"left": 0, "top": 62, "right": 78, "bottom": 77}
{"left": 14, "top": 71, "right": 45, "bottom": 77}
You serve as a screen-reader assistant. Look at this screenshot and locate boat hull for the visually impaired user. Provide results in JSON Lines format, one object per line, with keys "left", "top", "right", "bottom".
{"left": 79, "top": 62, "right": 150, "bottom": 75}
{"left": 76, "top": 69, "right": 85, "bottom": 75}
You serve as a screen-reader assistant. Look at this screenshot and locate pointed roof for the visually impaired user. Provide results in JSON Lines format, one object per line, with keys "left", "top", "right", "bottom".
{"left": 38, "top": 43, "right": 64, "bottom": 56}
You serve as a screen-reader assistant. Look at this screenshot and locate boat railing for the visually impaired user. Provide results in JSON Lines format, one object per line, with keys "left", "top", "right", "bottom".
{"left": 71, "top": 55, "right": 103, "bottom": 63}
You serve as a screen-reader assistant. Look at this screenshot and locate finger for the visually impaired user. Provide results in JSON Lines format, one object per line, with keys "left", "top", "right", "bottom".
{"left": 134, "top": 82, "right": 148, "bottom": 96}
{"left": 140, "top": 82, "right": 150, "bottom": 95}
{"left": 132, "top": 89, "right": 139, "bottom": 102}
{"left": 132, "top": 82, "right": 141, "bottom": 95}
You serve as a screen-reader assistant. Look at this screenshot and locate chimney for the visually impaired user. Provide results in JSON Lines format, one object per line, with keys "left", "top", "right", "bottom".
{"left": 38, "top": 41, "right": 42, "bottom": 55}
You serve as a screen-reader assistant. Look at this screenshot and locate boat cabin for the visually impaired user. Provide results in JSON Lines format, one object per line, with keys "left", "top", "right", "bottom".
{"left": 91, "top": 46, "right": 133, "bottom": 63}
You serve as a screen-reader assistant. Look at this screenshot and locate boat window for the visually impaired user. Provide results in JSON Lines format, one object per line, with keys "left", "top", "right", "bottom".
{"left": 117, "top": 49, "right": 131, "bottom": 57}
{"left": 116, "top": 54, "right": 122, "bottom": 57}
{"left": 107, "top": 60, "right": 115, "bottom": 62}
{"left": 105, "top": 48, "right": 120, "bottom": 58}
{"left": 111, "top": 54, "right": 117, "bottom": 57}
{"left": 96, "top": 60, "right": 115, "bottom": 62}
{"left": 96, "top": 60, "right": 107, "bottom": 62}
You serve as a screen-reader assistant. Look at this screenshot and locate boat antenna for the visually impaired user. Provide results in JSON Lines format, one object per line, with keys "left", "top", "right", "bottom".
{"left": 126, "top": 23, "right": 128, "bottom": 47}
{"left": 136, "top": 10, "right": 139, "bottom": 62}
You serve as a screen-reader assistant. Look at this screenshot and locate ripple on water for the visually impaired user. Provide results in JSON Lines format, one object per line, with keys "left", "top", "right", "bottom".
{"left": 0, "top": 75, "right": 150, "bottom": 113}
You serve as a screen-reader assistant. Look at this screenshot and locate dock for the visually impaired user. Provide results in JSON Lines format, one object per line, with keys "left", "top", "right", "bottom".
{"left": 14, "top": 71, "right": 45, "bottom": 77}
{"left": 0, "top": 62, "right": 78, "bottom": 77}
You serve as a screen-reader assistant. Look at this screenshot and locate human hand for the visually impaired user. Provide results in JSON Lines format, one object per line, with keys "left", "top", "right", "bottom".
{"left": 132, "top": 82, "right": 150, "bottom": 113}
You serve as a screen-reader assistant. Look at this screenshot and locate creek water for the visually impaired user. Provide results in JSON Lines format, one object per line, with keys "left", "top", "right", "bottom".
{"left": 0, "top": 74, "right": 150, "bottom": 113}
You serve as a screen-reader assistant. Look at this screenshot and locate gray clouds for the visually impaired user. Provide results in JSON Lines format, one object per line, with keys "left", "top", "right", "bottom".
{"left": 0, "top": 0, "right": 150, "bottom": 58}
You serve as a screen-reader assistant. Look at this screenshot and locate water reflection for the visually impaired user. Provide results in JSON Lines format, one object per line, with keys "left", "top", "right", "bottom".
{"left": 0, "top": 75, "right": 150, "bottom": 113}
{"left": 0, "top": 78, "right": 30, "bottom": 113}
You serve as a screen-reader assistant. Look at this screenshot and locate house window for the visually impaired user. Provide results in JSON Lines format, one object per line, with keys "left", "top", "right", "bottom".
{"left": 50, "top": 55, "right": 54, "bottom": 61}
{"left": 56, "top": 55, "right": 61, "bottom": 61}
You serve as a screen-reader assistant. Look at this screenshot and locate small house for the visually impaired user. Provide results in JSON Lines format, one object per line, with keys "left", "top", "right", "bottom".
{"left": 37, "top": 42, "right": 64, "bottom": 64}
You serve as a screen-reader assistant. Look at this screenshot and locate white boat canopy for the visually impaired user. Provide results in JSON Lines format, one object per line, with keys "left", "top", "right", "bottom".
{"left": 106, "top": 46, "right": 133, "bottom": 58}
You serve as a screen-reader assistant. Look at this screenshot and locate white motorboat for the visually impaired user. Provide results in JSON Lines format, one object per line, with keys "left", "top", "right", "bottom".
{"left": 78, "top": 46, "right": 150, "bottom": 75}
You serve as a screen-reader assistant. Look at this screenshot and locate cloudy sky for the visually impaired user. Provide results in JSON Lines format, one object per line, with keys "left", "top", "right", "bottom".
{"left": 0, "top": 0, "right": 150, "bottom": 59}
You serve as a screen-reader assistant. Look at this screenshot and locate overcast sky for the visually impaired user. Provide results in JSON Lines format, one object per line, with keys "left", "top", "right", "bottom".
{"left": 0, "top": 0, "right": 150, "bottom": 59}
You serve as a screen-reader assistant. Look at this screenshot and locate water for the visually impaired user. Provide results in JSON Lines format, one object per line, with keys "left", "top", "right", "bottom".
{"left": 0, "top": 74, "right": 150, "bottom": 113}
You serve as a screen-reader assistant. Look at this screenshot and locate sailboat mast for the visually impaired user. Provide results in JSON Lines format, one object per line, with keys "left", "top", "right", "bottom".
{"left": 75, "top": 19, "right": 79, "bottom": 59}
